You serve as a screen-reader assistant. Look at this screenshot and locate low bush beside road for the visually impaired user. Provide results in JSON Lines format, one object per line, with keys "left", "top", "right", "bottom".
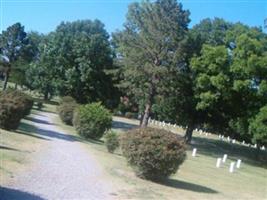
{"left": 73, "top": 102, "right": 112, "bottom": 140}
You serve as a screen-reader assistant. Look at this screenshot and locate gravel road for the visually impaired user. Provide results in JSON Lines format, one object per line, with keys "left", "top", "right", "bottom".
{"left": 1, "top": 111, "right": 116, "bottom": 200}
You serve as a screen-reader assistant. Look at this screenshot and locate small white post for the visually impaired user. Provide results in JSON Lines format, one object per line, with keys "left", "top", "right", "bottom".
{"left": 236, "top": 159, "right": 242, "bottom": 169}
{"left": 232, "top": 139, "right": 236, "bottom": 144}
{"left": 216, "top": 158, "right": 222, "bottom": 168}
{"left": 222, "top": 154, "right": 227, "bottom": 163}
{"left": 229, "top": 162, "right": 235, "bottom": 173}
{"left": 205, "top": 132, "right": 208, "bottom": 136}
{"left": 192, "top": 148, "right": 197, "bottom": 157}
{"left": 227, "top": 136, "right": 230, "bottom": 141}
{"left": 254, "top": 144, "right": 257, "bottom": 148}
{"left": 242, "top": 140, "right": 245, "bottom": 145}
{"left": 261, "top": 146, "right": 265, "bottom": 150}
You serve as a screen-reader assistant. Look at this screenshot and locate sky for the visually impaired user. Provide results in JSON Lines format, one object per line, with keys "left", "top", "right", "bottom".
{"left": 0, "top": 0, "right": 266, "bottom": 34}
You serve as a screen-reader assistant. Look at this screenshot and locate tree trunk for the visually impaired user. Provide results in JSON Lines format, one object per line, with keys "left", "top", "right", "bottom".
{"left": 139, "top": 113, "right": 144, "bottom": 126}
{"left": 184, "top": 122, "right": 195, "bottom": 143}
{"left": 44, "top": 91, "right": 49, "bottom": 100}
{"left": 140, "top": 82, "right": 155, "bottom": 128}
{"left": 141, "top": 103, "right": 152, "bottom": 127}
{"left": 3, "top": 72, "right": 9, "bottom": 91}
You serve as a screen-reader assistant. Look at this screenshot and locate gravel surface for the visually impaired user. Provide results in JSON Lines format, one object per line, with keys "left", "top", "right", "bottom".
{"left": 1, "top": 111, "right": 115, "bottom": 200}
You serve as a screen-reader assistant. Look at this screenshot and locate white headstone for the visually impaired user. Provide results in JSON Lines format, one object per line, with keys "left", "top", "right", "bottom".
{"left": 192, "top": 148, "right": 197, "bottom": 157}
{"left": 223, "top": 154, "right": 228, "bottom": 163}
{"left": 205, "top": 133, "right": 208, "bottom": 136}
{"left": 242, "top": 141, "right": 245, "bottom": 145}
{"left": 232, "top": 139, "right": 236, "bottom": 144}
{"left": 254, "top": 144, "right": 257, "bottom": 148}
{"left": 216, "top": 158, "right": 222, "bottom": 168}
{"left": 236, "top": 159, "right": 242, "bottom": 169}
{"left": 227, "top": 136, "right": 230, "bottom": 141}
{"left": 222, "top": 135, "right": 224, "bottom": 139}
{"left": 229, "top": 162, "right": 235, "bottom": 173}
{"left": 261, "top": 146, "right": 265, "bottom": 150}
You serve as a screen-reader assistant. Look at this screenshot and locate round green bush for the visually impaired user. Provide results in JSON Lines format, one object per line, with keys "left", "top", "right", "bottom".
{"left": 121, "top": 127, "right": 187, "bottom": 181}
{"left": 0, "top": 99, "right": 24, "bottom": 130}
{"left": 59, "top": 96, "right": 76, "bottom": 104}
{"left": 73, "top": 102, "right": 112, "bottom": 139}
{"left": 0, "top": 90, "right": 33, "bottom": 116}
{"left": 58, "top": 102, "right": 77, "bottom": 125}
{"left": 105, "top": 131, "right": 119, "bottom": 153}
{"left": 125, "top": 112, "right": 137, "bottom": 119}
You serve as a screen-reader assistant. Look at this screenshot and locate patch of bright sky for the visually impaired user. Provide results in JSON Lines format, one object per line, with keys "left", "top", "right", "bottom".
{"left": 0, "top": 0, "right": 266, "bottom": 34}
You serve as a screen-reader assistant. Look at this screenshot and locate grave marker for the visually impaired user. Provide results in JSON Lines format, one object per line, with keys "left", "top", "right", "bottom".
{"left": 192, "top": 148, "right": 197, "bottom": 157}
{"left": 216, "top": 158, "right": 222, "bottom": 168}
{"left": 236, "top": 159, "right": 242, "bottom": 168}
{"left": 229, "top": 162, "right": 235, "bottom": 173}
{"left": 223, "top": 154, "right": 227, "bottom": 163}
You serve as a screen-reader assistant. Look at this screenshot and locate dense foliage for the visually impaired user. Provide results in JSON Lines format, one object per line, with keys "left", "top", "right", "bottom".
{"left": 0, "top": 90, "right": 33, "bottom": 130}
{"left": 58, "top": 96, "right": 77, "bottom": 125}
{"left": 1, "top": 0, "right": 266, "bottom": 146}
{"left": 121, "top": 127, "right": 187, "bottom": 181}
{"left": 104, "top": 130, "right": 119, "bottom": 153}
{"left": 73, "top": 102, "right": 112, "bottom": 139}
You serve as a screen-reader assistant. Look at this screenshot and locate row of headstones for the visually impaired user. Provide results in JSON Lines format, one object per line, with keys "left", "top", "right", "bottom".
{"left": 148, "top": 118, "right": 182, "bottom": 129}
{"left": 192, "top": 148, "right": 241, "bottom": 173}
{"left": 218, "top": 134, "right": 265, "bottom": 151}
{"left": 149, "top": 118, "right": 266, "bottom": 151}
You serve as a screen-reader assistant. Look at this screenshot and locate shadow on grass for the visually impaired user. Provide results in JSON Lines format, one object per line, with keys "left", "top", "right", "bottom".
{"left": 160, "top": 179, "right": 218, "bottom": 193}
{"left": 24, "top": 116, "right": 52, "bottom": 125}
{"left": 0, "top": 145, "right": 20, "bottom": 151}
{"left": 191, "top": 137, "right": 267, "bottom": 167}
{"left": 112, "top": 120, "right": 139, "bottom": 131}
{"left": 0, "top": 187, "right": 45, "bottom": 200}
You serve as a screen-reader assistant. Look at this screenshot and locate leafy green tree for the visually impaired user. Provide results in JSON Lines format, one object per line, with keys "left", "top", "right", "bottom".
{"left": 249, "top": 105, "right": 267, "bottom": 146}
{"left": 0, "top": 23, "right": 30, "bottom": 90}
{"left": 48, "top": 20, "right": 116, "bottom": 106}
{"left": 113, "top": 0, "right": 190, "bottom": 127}
{"left": 190, "top": 26, "right": 267, "bottom": 143}
{"left": 26, "top": 33, "right": 59, "bottom": 99}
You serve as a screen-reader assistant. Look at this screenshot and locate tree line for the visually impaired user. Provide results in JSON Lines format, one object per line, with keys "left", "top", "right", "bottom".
{"left": 0, "top": 0, "right": 266, "bottom": 145}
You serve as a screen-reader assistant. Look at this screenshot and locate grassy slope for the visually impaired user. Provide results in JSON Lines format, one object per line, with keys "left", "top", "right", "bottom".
{"left": 1, "top": 102, "right": 266, "bottom": 199}
{"left": 54, "top": 105, "right": 267, "bottom": 200}
{"left": 0, "top": 108, "right": 49, "bottom": 184}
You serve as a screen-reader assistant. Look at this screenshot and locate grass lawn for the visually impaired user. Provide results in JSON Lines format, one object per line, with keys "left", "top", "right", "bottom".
{"left": 1, "top": 102, "right": 266, "bottom": 199}
{"left": 53, "top": 105, "right": 267, "bottom": 200}
{"left": 0, "top": 107, "right": 50, "bottom": 184}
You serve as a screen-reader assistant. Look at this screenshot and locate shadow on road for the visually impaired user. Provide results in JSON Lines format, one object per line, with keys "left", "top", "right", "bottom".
{"left": 24, "top": 116, "right": 53, "bottom": 125}
{"left": 112, "top": 120, "right": 138, "bottom": 131}
{"left": 0, "top": 187, "right": 45, "bottom": 200}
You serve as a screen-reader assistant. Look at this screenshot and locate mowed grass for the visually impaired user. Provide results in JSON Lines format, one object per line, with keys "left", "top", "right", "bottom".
{"left": 0, "top": 107, "right": 49, "bottom": 183}
{"left": 1, "top": 101, "right": 266, "bottom": 199}
{"left": 52, "top": 105, "right": 267, "bottom": 200}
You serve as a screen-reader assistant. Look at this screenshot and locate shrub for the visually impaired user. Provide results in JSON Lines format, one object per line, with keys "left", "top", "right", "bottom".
{"left": 36, "top": 102, "right": 43, "bottom": 110}
{"left": 105, "top": 131, "right": 119, "bottom": 153}
{"left": 0, "top": 90, "right": 33, "bottom": 116}
{"left": 58, "top": 102, "right": 77, "bottom": 125}
{"left": 0, "top": 100, "right": 23, "bottom": 130}
{"left": 59, "top": 96, "right": 76, "bottom": 104}
{"left": 121, "top": 127, "right": 187, "bottom": 181}
{"left": 125, "top": 112, "right": 137, "bottom": 119}
{"left": 73, "top": 102, "right": 112, "bottom": 139}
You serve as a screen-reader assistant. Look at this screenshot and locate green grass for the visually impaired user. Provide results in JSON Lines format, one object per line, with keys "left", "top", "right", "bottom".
{"left": 1, "top": 101, "right": 266, "bottom": 199}
{"left": 0, "top": 109, "right": 49, "bottom": 183}
{"left": 52, "top": 104, "right": 267, "bottom": 200}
